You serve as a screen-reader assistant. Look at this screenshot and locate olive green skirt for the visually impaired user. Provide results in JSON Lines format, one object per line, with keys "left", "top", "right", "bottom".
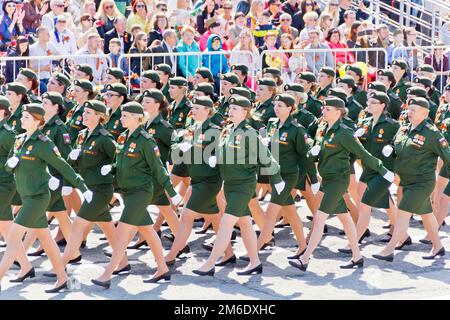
{"left": 360, "top": 173, "right": 391, "bottom": 209}
{"left": 0, "top": 182, "right": 16, "bottom": 221}
{"left": 186, "top": 177, "right": 222, "bottom": 214}
{"left": 15, "top": 191, "right": 51, "bottom": 229}
{"left": 171, "top": 163, "right": 189, "bottom": 177}
{"left": 319, "top": 176, "right": 349, "bottom": 215}
{"left": 11, "top": 191, "right": 22, "bottom": 206}
{"left": 47, "top": 185, "right": 66, "bottom": 212}
{"left": 119, "top": 185, "right": 154, "bottom": 226}
{"left": 150, "top": 179, "right": 170, "bottom": 206}
{"left": 223, "top": 180, "right": 257, "bottom": 217}
{"left": 270, "top": 172, "right": 298, "bottom": 206}
{"left": 439, "top": 165, "right": 448, "bottom": 179}
{"left": 398, "top": 176, "right": 435, "bottom": 215}
{"left": 78, "top": 184, "right": 113, "bottom": 222}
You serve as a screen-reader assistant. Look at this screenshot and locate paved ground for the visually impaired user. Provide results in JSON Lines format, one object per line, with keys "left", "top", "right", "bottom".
{"left": 0, "top": 187, "right": 449, "bottom": 300}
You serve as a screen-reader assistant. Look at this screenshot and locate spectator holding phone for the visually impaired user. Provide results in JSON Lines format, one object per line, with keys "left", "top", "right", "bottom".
{"left": 0, "top": 0, "right": 25, "bottom": 51}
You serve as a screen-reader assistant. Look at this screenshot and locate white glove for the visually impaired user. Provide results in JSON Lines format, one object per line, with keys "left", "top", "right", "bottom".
{"left": 310, "top": 182, "right": 320, "bottom": 195}
{"left": 171, "top": 193, "right": 183, "bottom": 206}
{"left": 354, "top": 128, "right": 366, "bottom": 138}
{"left": 208, "top": 156, "right": 217, "bottom": 168}
{"left": 274, "top": 180, "right": 286, "bottom": 195}
{"left": 260, "top": 137, "right": 270, "bottom": 146}
{"left": 101, "top": 164, "right": 112, "bottom": 176}
{"left": 61, "top": 186, "right": 73, "bottom": 196}
{"left": 179, "top": 142, "right": 192, "bottom": 153}
{"left": 83, "top": 190, "right": 93, "bottom": 203}
{"left": 69, "top": 149, "right": 81, "bottom": 160}
{"left": 383, "top": 170, "right": 395, "bottom": 183}
{"left": 382, "top": 145, "right": 394, "bottom": 157}
{"left": 6, "top": 156, "right": 19, "bottom": 168}
{"left": 310, "top": 145, "right": 321, "bottom": 156}
{"left": 48, "top": 176, "right": 60, "bottom": 191}
{"left": 176, "top": 130, "right": 186, "bottom": 137}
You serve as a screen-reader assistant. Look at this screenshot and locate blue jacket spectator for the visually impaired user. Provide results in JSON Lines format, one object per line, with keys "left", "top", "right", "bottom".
{"left": 0, "top": 0, "right": 25, "bottom": 51}
{"left": 202, "top": 34, "right": 229, "bottom": 90}
{"left": 177, "top": 25, "right": 201, "bottom": 80}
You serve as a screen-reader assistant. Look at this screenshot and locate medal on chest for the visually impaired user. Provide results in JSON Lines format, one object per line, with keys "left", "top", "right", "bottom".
{"left": 89, "top": 140, "right": 96, "bottom": 150}
{"left": 26, "top": 145, "right": 33, "bottom": 155}
{"left": 328, "top": 132, "right": 334, "bottom": 142}
{"left": 378, "top": 128, "right": 384, "bottom": 139}
{"left": 280, "top": 132, "right": 288, "bottom": 142}
{"left": 178, "top": 112, "right": 184, "bottom": 123}
{"left": 234, "top": 134, "right": 242, "bottom": 145}
{"left": 113, "top": 120, "right": 119, "bottom": 129}
{"left": 46, "top": 129, "right": 51, "bottom": 136}
{"left": 148, "top": 128, "right": 156, "bottom": 135}
{"left": 12, "top": 120, "right": 16, "bottom": 129}
{"left": 412, "top": 134, "right": 425, "bottom": 146}
{"left": 128, "top": 142, "right": 137, "bottom": 152}
{"left": 75, "top": 115, "right": 82, "bottom": 125}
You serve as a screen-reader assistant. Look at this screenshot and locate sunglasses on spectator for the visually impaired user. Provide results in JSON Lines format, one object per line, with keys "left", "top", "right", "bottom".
{"left": 330, "top": 3, "right": 339, "bottom": 6}
{"left": 158, "top": 7, "right": 167, "bottom": 11}
{"left": 136, "top": 4, "right": 145, "bottom": 8}
{"left": 55, "top": 4, "right": 65, "bottom": 7}
{"left": 306, "top": 2, "right": 314, "bottom": 5}
{"left": 104, "top": 5, "right": 114, "bottom": 9}
{"left": 85, "top": 18, "right": 93, "bottom": 22}
{"left": 280, "top": 18, "right": 291, "bottom": 22}
{"left": 6, "top": 3, "right": 16, "bottom": 8}
{"left": 224, "top": 6, "right": 232, "bottom": 9}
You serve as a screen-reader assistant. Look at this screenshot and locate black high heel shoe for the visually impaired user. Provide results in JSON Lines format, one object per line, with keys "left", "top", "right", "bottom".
{"left": 91, "top": 279, "right": 111, "bottom": 289}
{"left": 163, "top": 233, "right": 175, "bottom": 242}
{"left": 45, "top": 281, "right": 68, "bottom": 293}
{"left": 287, "top": 248, "right": 306, "bottom": 260}
{"left": 143, "top": 271, "right": 171, "bottom": 283}
{"left": 127, "top": 240, "right": 147, "bottom": 250}
{"left": 56, "top": 239, "right": 67, "bottom": 247}
{"left": 193, "top": 268, "right": 215, "bottom": 276}
{"left": 236, "top": 264, "right": 263, "bottom": 275}
{"left": 288, "top": 259, "right": 308, "bottom": 272}
{"left": 195, "top": 223, "right": 212, "bottom": 234}
{"left": 176, "top": 245, "right": 190, "bottom": 258}
{"left": 112, "top": 264, "right": 131, "bottom": 275}
{"left": 358, "top": 229, "right": 371, "bottom": 244}
{"left": 337, "top": 248, "right": 352, "bottom": 254}
{"left": 340, "top": 258, "right": 364, "bottom": 269}
{"left": 27, "top": 249, "right": 45, "bottom": 257}
{"left": 202, "top": 243, "right": 213, "bottom": 252}
{"left": 419, "top": 238, "right": 432, "bottom": 245}
{"left": 379, "top": 233, "right": 392, "bottom": 243}
{"left": 10, "top": 267, "right": 35, "bottom": 283}
{"left": 68, "top": 255, "right": 82, "bottom": 264}
{"left": 215, "top": 255, "right": 236, "bottom": 267}
{"left": 422, "top": 247, "right": 445, "bottom": 260}
{"left": 372, "top": 253, "right": 394, "bottom": 262}
{"left": 395, "top": 236, "right": 412, "bottom": 250}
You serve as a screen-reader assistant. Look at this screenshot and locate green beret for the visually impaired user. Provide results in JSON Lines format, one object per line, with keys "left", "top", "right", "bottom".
{"left": 142, "top": 89, "right": 164, "bottom": 103}
{"left": 406, "top": 86, "right": 427, "bottom": 98}
{"left": 368, "top": 81, "right": 387, "bottom": 93}
{"left": 327, "top": 87, "right": 348, "bottom": 101}
{"left": 297, "top": 72, "right": 316, "bottom": 83}
{"left": 194, "top": 83, "right": 215, "bottom": 96}
{"left": 392, "top": 59, "right": 408, "bottom": 70}
{"left": 256, "top": 77, "right": 277, "bottom": 87}
{"left": 42, "top": 92, "right": 64, "bottom": 106}
{"left": 284, "top": 83, "right": 305, "bottom": 93}
{"left": 76, "top": 64, "right": 93, "bottom": 76}
{"left": 19, "top": 68, "right": 37, "bottom": 81}
{"left": 52, "top": 72, "right": 71, "bottom": 87}
{"left": 368, "top": 91, "right": 390, "bottom": 105}
{"left": 230, "top": 64, "right": 248, "bottom": 74}
{"left": 121, "top": 101, "right": 144, "bottom": 115}
{"left": 141, "top": 70, "right": 161, "bottom": 83}
{"left": 228, "top": 96, "right": 251, "bottom": 109}
{"left": 195, "top": 67, "right": 214, "bottom": 82}
{"left": 73, "top": 79, "right": 94, "bottom": 93}
{"left": 192, "top": 96, "right": 214, "bottom": 108}
{"left": 169, "top": 77, "right": 188, "bottom": 87}
{"left": 274, "top": 93, "right": 295, "bottom": 107}
{"left": 345, "top": 64, "right": 362, "bottom": 78}
{"left": 5, "top": 82, "right": 27, "bottom": 95}
{"left": 324, "top": 97, "right": 345, "bottom": 108}
{"left": 105, "top": 83, "right": 127, "bottom": 96}
{"left": 106, "top": 67, "right": 125, "bottom": 80}
{"left": 337, "top": 76, "right": 355, "bottom": 87}
{"left": 263, "top": 67, "right": 281, "bottom": 77}
{"left": 407, "top": 97, "right": 429, "bottom": 109}
{"left": 229, "top": 87, "right": 251, "bottom": 99}
{"left": 417, "top": 64, "right": 434, "bottom": 73}
{"left": 154, "top": 64, "right": 172, "bottom": 75}
{"left": 84, "top": 100, "right": 107, "bottom": 114}
{"left": 377, "top": 69, "right": 395, "bottom": 82}
{"left": 221, "top": 72, "right": 240, "bottom": 85}
{"left": 319, "top": 66, "right": 336, "bottom": 78}
{"left": 23, "top": 103, "right": 45, "bottom": 116}
{"left": 413, "top": 76, "right": 433, "bottom": 88}
{"left": 0, "top": 95, "right": 10, "bottom": 108}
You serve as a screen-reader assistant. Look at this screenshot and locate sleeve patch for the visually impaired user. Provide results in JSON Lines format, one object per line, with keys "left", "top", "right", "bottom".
{"left": 63, "top": 133, "right": 71, "bottom": 144}
{"left": 439, "top": 137, "right": 448, "bottom": 148}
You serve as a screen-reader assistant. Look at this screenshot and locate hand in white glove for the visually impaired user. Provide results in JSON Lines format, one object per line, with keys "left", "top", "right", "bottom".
{"left": 83, "top": 190, "right": 93, "bottom": 203}
{"left": 310, "top": 182, "right": 320, "bottom": 195}
{"left": 208, "top": 156, "right": 217, "bottom": 168}
{"left": 382, "top": 145, "right": 394, "bottom": 157}
{"left": 383, "top": 170, "right": 395, "bottom": 183}
{"left": 353, "top": 128, "right": 366, "bottom": 138}
{"left": 101, "top": 164, "right": 112, "bottom": 176}
{"left": 179, "top": 142, "right": 192, "bottom": 153}
{"left": 61, "top": 186, "right": 73, "bottom": 196}
{"left": 48, "top": 176, "right": 60, "bottom": 191}
{"left": 6, "top": 156, "right": 19, "bottom": 168}
{"left": 69, "top": 149, "right": 81, "bottom": 160}
{"left": 310, "top": 145, "right": 321, "bottom": 156}
{"left": 274, "top": 180, "right": 286, "bottom": 195}
{"left": 176, "top": 130, "right": 186, "bottom": 137}
{"left": 171, "top": 193, "right": 183, "bottom": 206}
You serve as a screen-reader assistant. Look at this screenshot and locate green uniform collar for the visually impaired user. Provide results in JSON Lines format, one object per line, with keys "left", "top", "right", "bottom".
{"left": 87, "top": 124, "right": 104, "bottom": 137}
{"left": 128, "top": 125, "right": 144, "bottom": 139}
{"left": 148, "top": 113, "right": 163, "bottom": 126}
{"left": 233, "top": 120, "right": 247, "bottom": 131}
{"left": 327, "top": 118, "right": 342, "bottom": 133}
{"left": 27, "top": 129, "right": 43, "bottom": 141}
{"left": 278, "top": 115, "right": 294, "bottom": 129}
{"left": 174, "top": 96, "right": 188, "bottom": 110}
{"left": 257, "top": 97, "right": 273, "bottom": 110}
{"left": 46, "top": 114, "right": 60, "bottom": 126}
{"left": 410, "top": 119, "right": 428, "bottom": 133}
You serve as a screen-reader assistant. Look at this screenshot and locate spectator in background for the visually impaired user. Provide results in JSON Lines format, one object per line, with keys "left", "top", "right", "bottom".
{"left": 196, "top": 0, "right": 216, "bottom": 35}
{"left": 265, "top": 0, "right": 282, "bottom": 27}
{"left": 126, "top": 0, "right": 152, "bottom": 34}
{"left": 103, "top": 16, "right": 132, "bottom": 54}
{"left": 281, "top": 0, "right": 300, "bottom": 19}
{"left": 369, "top": 24, "right": 391, "bottom": 69}
{"left": 287, "top": 45, "right": 308, "bottom": 82}
{"left": 95, "top": 0, "right": 123, "bottom": 38}
{"left": 73, "top": 1, "right": 96, "bottom": 25}
{"left": 202, "top": 34, "right": 229, "bottom": 89}
{"left": 337, "top": 9, "right": 355, "bottom": 40}
{"left": 298, "top": 11, "right": 323, "bottom": 43}
{"left": 325, "top": 27, "right": 354, "bottom": 69}
{"left": 246, "top": 0, "right": 264, "bottom": 31}
{"left": 304, "top": 28, "right": 333, "bottom": 73}
{"left": 217, "top": 1, "right": 233, "bottom": 37}
{"left": 148, "top": 13, "right": 169, "bottom": 46}
{"left": 253, "top": 11, "right": 277, "bottom": 47}
{"left": 129, "top": 31, "right": 151, "bottom": 83}
{"left": 439, "top": 13, "right": 450, "bottom": 45}
{"left": 74, "top": 32, "right": 108, "bottom": 84}
{"left": 0, "top": 0, "right": 25, "bottom": 51}
{"left": 337, "top": 0, "right": 352, "bottom": 25}
{"left": 150, "top": 29, "right": 178, "bottom": 73}
{"left": 277, "top": 12, "right": 299, "bottom": 39}
{"left": 41, "top": 0, "right": 75, "bottom": 32}
{"left": 259, "top": 30, "right": 282, "bottom": 69}
{"left": 199, "top": 18, "right": 222, "bottom": 51}
{"left": 293, "top": 0, "right": 321, "bottom": 31}
{"left": 74, "top": 14, "right": 98, "bottom": 49}
{"left": 387, "top": 28, "right": 408, "bottom": 64}
{"left": 177, "top": 25, "right": 201, "bottom": 82}
{"left": 236, "top": 0, "right": 251, "bottom": 16}
{"left": 279, "top": 33, "right": 295, "bottom": 82}
{"left": 229, "top": 11, "right": 247, "bottom": 48}
{"left": 423, "top": 41, "right": 450, "bottom": 91}
{"left": 322, "top": 0, "right": 340, "bottom": 28}
{"left": 22, "top": 0, "right": 49, "bottom": 33}
{"left": 403, "top": 26, "right": 419, "bottom": 73}
{"left": 319, "top": 12, "right": 333, "bottom": 37}
{"left": 5, "top": 35, "right": 29, "bottom": 83}
{"left": 106, "top": 37, "right": 129, "bottom": 74}
{"left": 229, "top": 28, "right": 259, "bottom": 75}
{"left": 50, "top": 15, "right": 77, "bottom": 55}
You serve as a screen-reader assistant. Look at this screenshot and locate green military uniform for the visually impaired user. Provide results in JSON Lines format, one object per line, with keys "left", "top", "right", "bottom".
{"left": 242, "top": 83, "right": 256, "bottom": 103}
{"left": 393, "top": 77, "right": 411, "bottom": 103}
{"left": 28, "top": 90, "right": 41, "bottom": 104}
{"left": 249, "top": 96, "right": 276, "bottom": 130}
{"left": 7, "top": 104, "right": 24, "bottom": 133}
{"left": 8, "top": 129, "right": 88, "bottom": 228}
{"left": 435, "top": 102, "right": 450, "bottom": 129}
{"left": 162, "top": 83, "right": 173, "bottom": 104}
{"left": 430, "top": 89, "right": 442, "bottom": 107}
{"left": 66, "top": 104, "right": 86, "bottom": 145}
{"left": 439, "top": 117, "right": 450, "bottom": 196}
{"left": 315, "top": 84, "right": 332, "bottom": 102}
{"left": 0, "top": 119, "right": 16, "bottom": 221}
{"left": 353, "top": 88, "right": 367, "bottom": 108}
{"left": 42, "top": 114, "right": 73, "bottom": 212}
{"left": 104, "top": 107, "right": 125, "bottom": 141}
{"left": 217, "top": 95, "right": 230, "bottom": 121}
{"left": 115, "top": 125, "right": 177, "bottom": 226}
{"left": 61, "top": 98, "right": 76, "bottom": 122}
{"left": 292, "top": 107, "right": 317, "bottom": 129}
{"left": 305, "top": 94, "right": 323, "bottom": 118}
{"left": 387, "top": 89, "right": 402, "bottom": 120}
{"left": 346, "top": 95, "right": 364, "bottom": 122}
{"left": 70, "top": 124, "right": 116, "bottom": 222}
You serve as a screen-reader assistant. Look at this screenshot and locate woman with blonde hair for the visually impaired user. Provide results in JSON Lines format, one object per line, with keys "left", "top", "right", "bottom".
{"left": 246, "top": 0, "right": 264, "bottom": 31}
{"left": 229, "top": 29, "right": 259, "bottom": 75}
{"left": 319, "top": 12, "right": 333, "bottom": 38}
{"left": 322, "top": 0, "right": 339, "bottom": 28}
{"left": 95, "top": 0, "right": 123, "bottom": 36}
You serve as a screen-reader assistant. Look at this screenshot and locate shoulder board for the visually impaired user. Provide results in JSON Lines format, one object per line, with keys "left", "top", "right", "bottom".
{"left": 388, "top": 92, "right": 400, "bottom": 100}
{"left": 3, "top": 123, "right": 13, "bottom": 132}
{"left": 385, "top": 117, "right": 396, "bottom": 124}
{"left": 426, "top": 123, "right": 438, "bottom": 132}
{"left": 208, "top": 122, "right": 221, "bottom": 130}
{"left": 184, "top": 100, "right": 192, "bottom": 107}
{"left": 339, "top": 123, "right": 351, "bottom": 130}
{"left": 38, "top": 134, "right": 49, "bottom": 142}
{"left": 99, "top": 128, "right": 112, "bottom": 136}
{"left": 310, "top": 96, "right": 322, "bottom": 104}
{"left": 290, "top": 119, "right": 300, "bottom": 127}
{"left": 140, "top": 129, "right": 152, "bottom": 139}
{"left": 268, "top": 117, "right": 278, "bottom": 123}
{"left": 352, "top": 99, "right": 363, "bottom": 109}
{"left": 55, "top": 118, "right": 64, "bottom": 126}
{"left": 160, "top": 119, "right": 172, "bottom": 128}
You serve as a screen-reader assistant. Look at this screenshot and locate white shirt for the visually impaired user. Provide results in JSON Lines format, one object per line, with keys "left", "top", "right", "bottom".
{"left": 29, "top": 41, "right": 60, "bottom": 79}
{"left": 50, "top": 28, "right": 77, "bottom": 55}
{"left": 74, "top": 47, "right": 108, "bottom": 85}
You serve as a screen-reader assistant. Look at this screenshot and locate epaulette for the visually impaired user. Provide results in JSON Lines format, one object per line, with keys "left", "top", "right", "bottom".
{"left": 351, "top": 99, "right": 363, "bottom": 110}
{"left": 385, "top": 117, "right": 396, "bottom": 124}
{"left": 3, "top": 123, "right": 14, "bottom": 132}
{"left": 55, "top": 118, "right": 64, "bottom": 126}
{"left": 38, "top": 134, "right": 50, "bottom": 142}
{"left": 208, "top": 122, "right": 221, "bottom": 130}
{"left": 140, "top": 129, "right": 152, "bottom": 139}
{"left": 160, "top": 119, "right": 171, "bottom": 128}
{"left": 340, "top": 122, "right": 351, "bottom": 130}
{"left": 309, "top": 95, "right": 322, "bottom": 104}
{"left": 290, "top": 119, "right": 300, "bottom": 127}
{"left": 388, "top": 92, "right": 401, "bottom": 100}
{"left": 426, "top": 123, "right": 438, "bottom": 132}
{"left": 268, "top": 117, "right": 278, "bottom": 123}
{"left": 99, "top": 128, "right": 112, "bottom": 136}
